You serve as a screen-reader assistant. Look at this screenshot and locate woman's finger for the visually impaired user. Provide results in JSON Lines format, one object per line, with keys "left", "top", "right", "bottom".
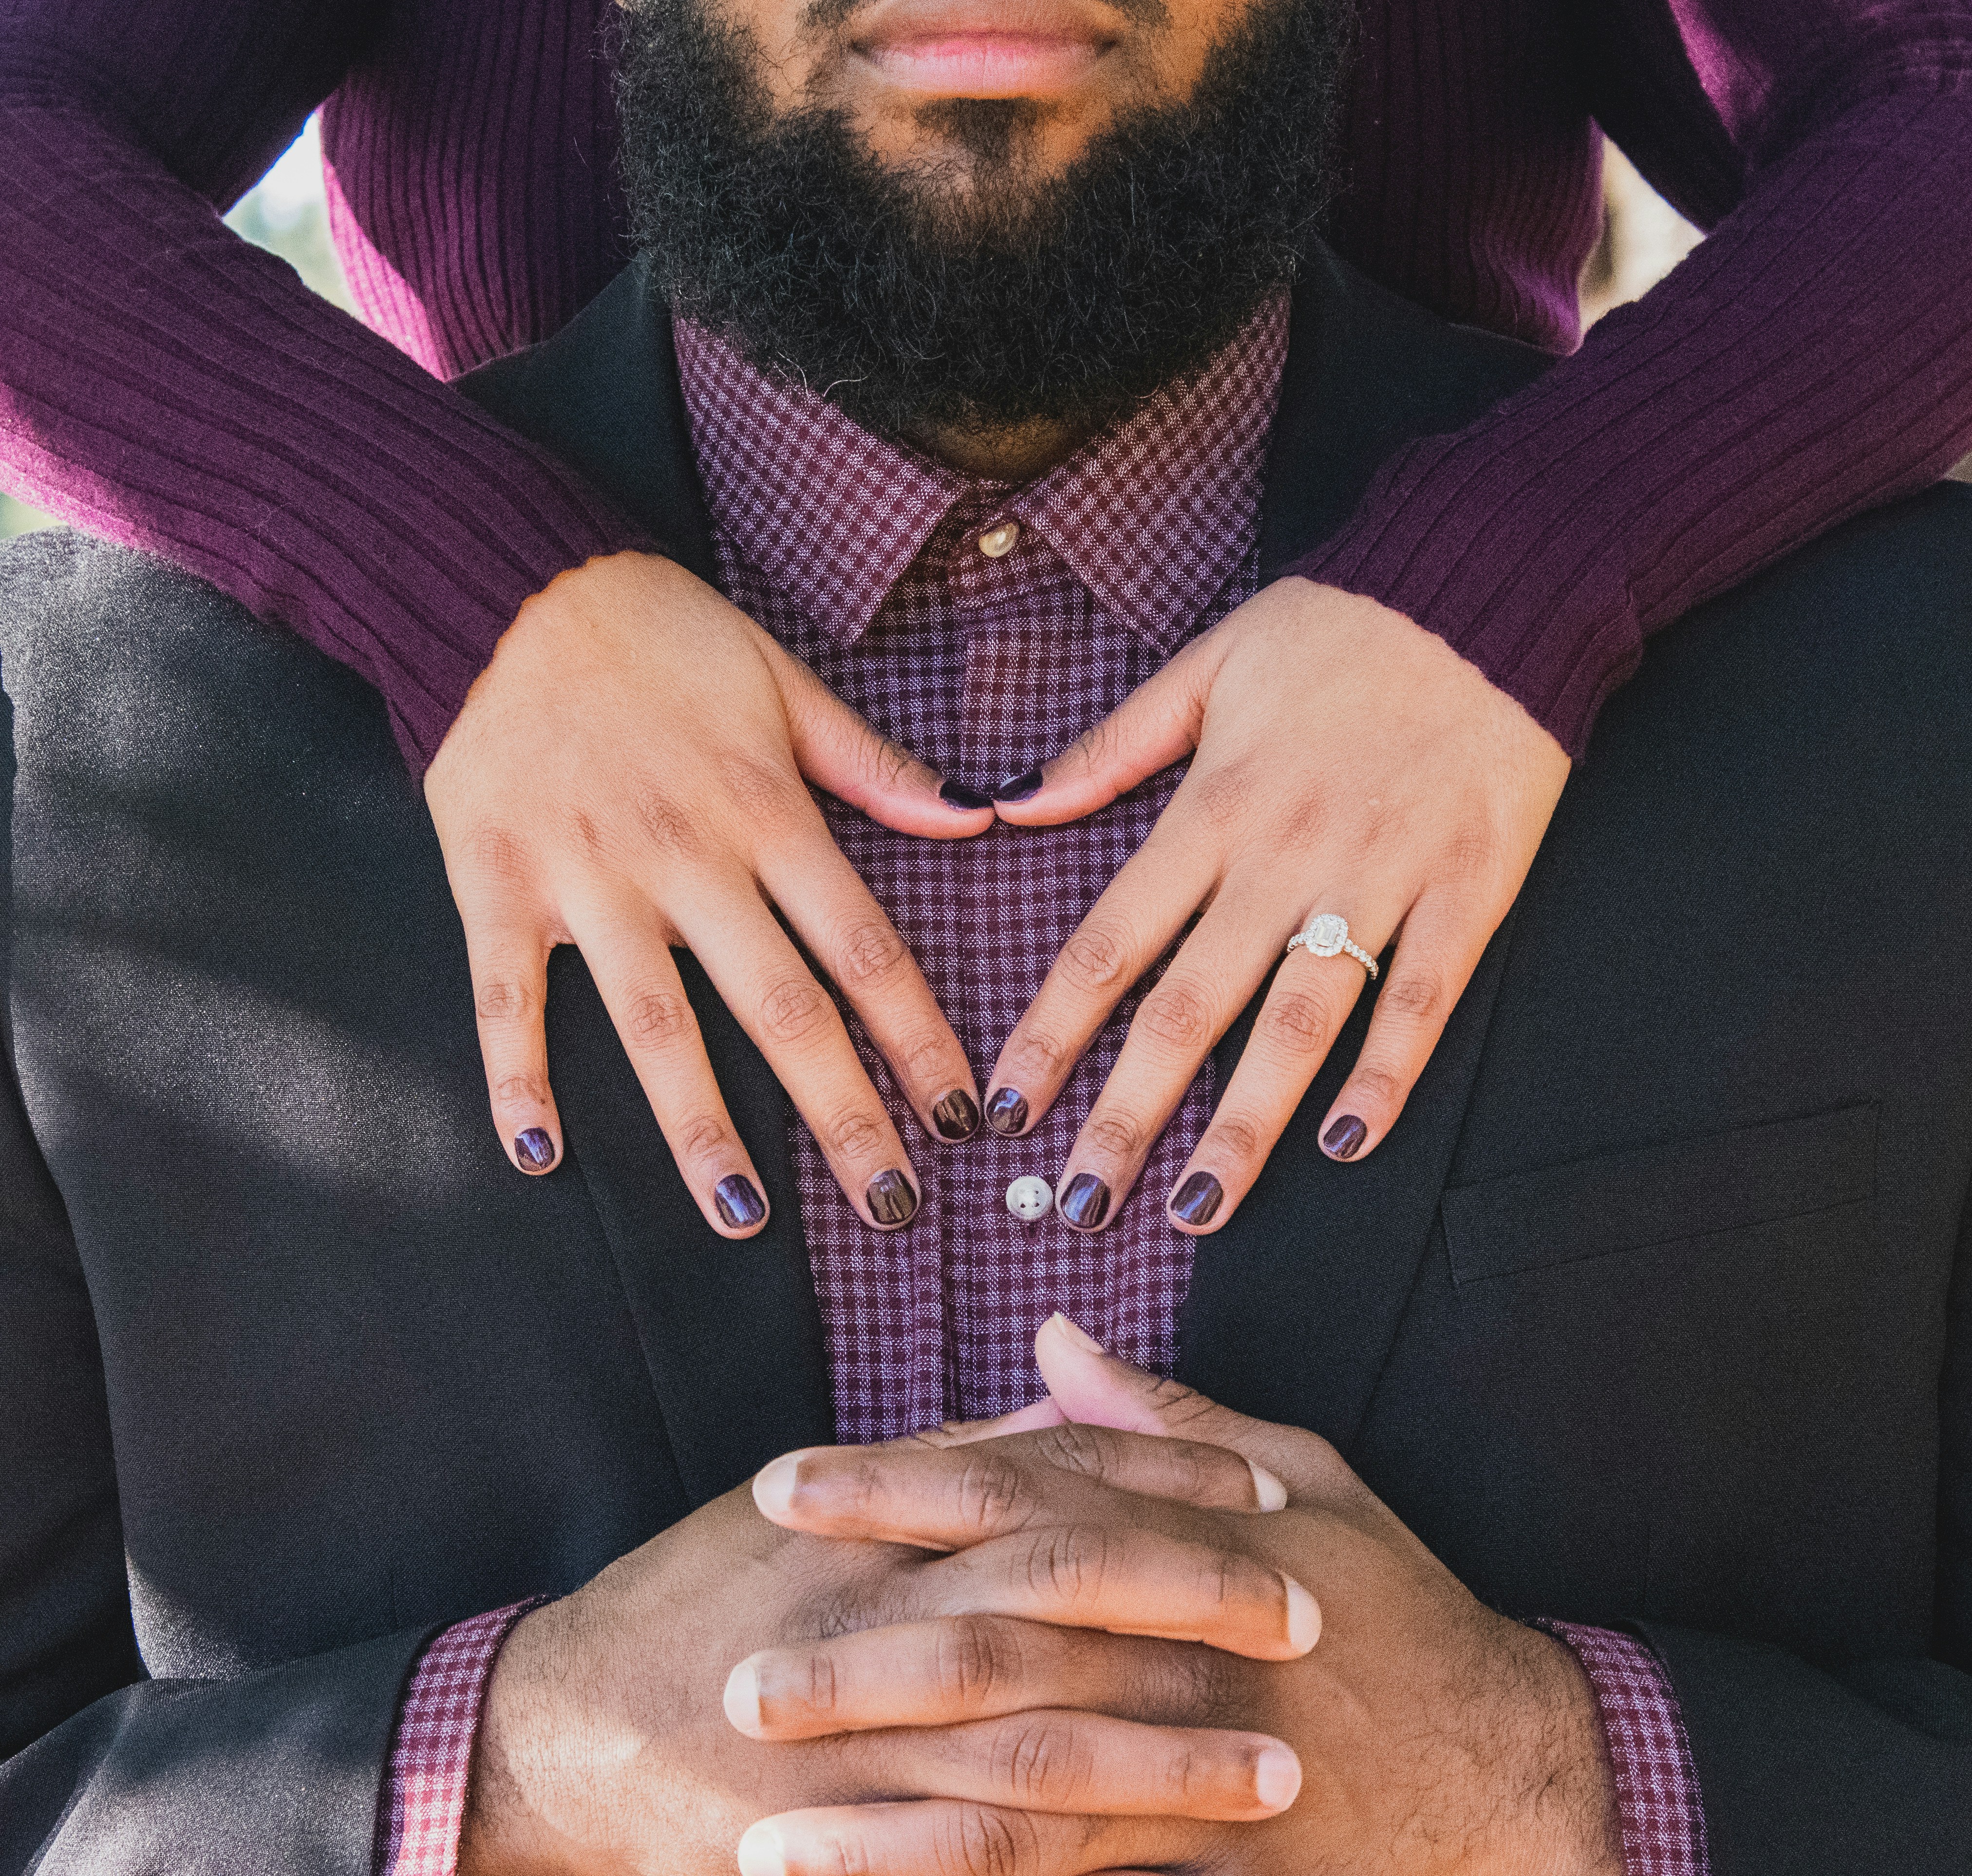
{"left": 756, "top": 835, "right": 980, "bottom": 1144}
{"left": 989, "top": 632, "right": 1219, "bottom": 825}
{"left": 1314, "top": 887, "right": 1498, "bottom": 1164}
{"left": 668, "top": 881, "right": 923, "bottom": 1230}
{"left": 565, "top": 900, "right": 773, "bottom": 1236}
{"left": 1163, "top": 909, "right": 1397, "bottom": 1234}
{"left": 773, "top": 645, "right": 997, "bottom": 839}
{"left": 456, "top": 902, "right": 564, "bottom": 1175}
{"left": 739, "top": 1803, "right": 1189, "bottom": 1876}
{"left": 983, "top": 821, "right": 1220, "bottom": 1140}
{"left": 1048, "top": 892, "right": 1285, "bottom": 1232}
{"left": 729, "top": 1614, "right": 1253, "bottom": 1741}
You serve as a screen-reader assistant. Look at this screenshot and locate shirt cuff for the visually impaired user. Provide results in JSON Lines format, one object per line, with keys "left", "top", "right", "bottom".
{"left": 1541, "top": 1620, "right": 1710, "bottom": 1876}
{"left": 375, "top": 1599, "right": 544, "bottom": 1876}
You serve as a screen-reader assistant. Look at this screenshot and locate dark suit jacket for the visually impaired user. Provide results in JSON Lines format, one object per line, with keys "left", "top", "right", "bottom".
{"left": 1, "top": 249, "right": 1969, "bottom": 1873}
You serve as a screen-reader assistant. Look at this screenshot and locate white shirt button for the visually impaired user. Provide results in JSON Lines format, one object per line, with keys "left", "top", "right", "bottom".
{"left": 1006, "top": 1175, "right": 1053, "bottom": 1222}
{"left": 977, "top": 521, "right": 1021, "bottom": 559}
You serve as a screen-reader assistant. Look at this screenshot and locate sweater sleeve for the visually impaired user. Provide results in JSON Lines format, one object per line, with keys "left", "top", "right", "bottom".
{"left": 0, "top": 1, "right": 647, "bottom": 773}
{"left": 1293, "top": 2, "right": 1972, "bottom": 758}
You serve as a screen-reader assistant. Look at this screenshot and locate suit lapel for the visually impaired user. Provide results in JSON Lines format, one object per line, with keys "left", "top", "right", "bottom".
{"left": 462, "top": 263, "right": 831, "bottom": 1497}
{"left": 1180, "top": 255, "right": 1548, "bottom": 1450}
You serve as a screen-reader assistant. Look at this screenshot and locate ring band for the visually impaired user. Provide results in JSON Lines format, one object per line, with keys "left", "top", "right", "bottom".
{"left": 1286, "top": 912, "right": 1379, "bottom": 979}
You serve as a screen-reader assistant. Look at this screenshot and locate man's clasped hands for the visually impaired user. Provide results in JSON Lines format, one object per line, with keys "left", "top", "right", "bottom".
{"left": 459, "top": 1315, "right": 1623, "bottom": 1876}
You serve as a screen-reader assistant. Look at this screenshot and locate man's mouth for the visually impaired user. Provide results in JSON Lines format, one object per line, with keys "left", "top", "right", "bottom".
{"left": 846, "top": 0, "right": 1123, "bottom": 95}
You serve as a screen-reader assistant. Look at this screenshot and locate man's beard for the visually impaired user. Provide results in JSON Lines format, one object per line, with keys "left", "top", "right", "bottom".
{"left": 616, "top": 0, "right": 1352, "bottom": 440}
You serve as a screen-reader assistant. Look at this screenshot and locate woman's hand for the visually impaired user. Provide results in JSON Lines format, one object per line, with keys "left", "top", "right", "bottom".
{"left": 987, "top": 579, "right": 1571, "bottom": 1232}
{"left": 425, "top": 551, "right": 994, "bottom": 1235}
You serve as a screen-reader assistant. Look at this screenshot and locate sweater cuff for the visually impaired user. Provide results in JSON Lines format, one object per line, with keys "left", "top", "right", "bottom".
{"left": 1541, "top": 1620, "right": 1711, "bottom": 1876}
{"left": 375, "top": 1599, "right": 544, "bottom": 1876}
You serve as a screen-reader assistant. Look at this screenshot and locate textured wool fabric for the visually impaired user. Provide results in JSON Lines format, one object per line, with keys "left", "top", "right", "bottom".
{"left": 376, "top": 1603, "right": 537, "bottom": 1876}
{"left": 674, "top": 300, "right": 1285, "bottom": 1440}
{"left": 1546, "top": 1622, "right": 1711, "bottom": 1875}
{"left": 3, "top": 3, "right": 1972, "bottom": 769}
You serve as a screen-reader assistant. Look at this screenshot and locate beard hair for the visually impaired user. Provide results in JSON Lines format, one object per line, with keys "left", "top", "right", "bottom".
{"left": 615, "top": 0, "right": 1352, "bottom": 439}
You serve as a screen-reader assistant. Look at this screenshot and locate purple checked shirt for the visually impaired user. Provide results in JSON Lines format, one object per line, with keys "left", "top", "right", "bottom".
{"left": 376, "top": 304, "right": 1708, "bottom": 1876}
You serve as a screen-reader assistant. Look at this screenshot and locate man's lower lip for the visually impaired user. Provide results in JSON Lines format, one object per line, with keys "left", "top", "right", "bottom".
{"left": 857, "top": 34, "right": 1106, "bottom": 92}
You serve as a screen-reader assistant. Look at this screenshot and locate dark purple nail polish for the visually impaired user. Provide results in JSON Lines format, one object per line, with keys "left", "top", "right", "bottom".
{"left": 1323, "top": 1115, "right": 1368, "bottom": 1161}
{"left": 933, "top": 1090, "right": 980, "bottom": 1141}
{"left": 1058, "top": 1172, "right": 1111, "bottom": 1231}
{"left": 986, "top": 1087, "right": 1029, "bottom": 1135}
{"left": 714, "top": 1174, "right": 766, "bottom": 1228}
{"left": 939, "top": 779, "right": 995, "bottom": 811}
{"left": 993, "top": 768, "right": 1044, "bottom": 803}
{"left": 1169, "top": 1170, "right": 1223, "bottom": 1227}
{"left": 514, "top": 1127, "right": 556, "bottom": 1172}
{"left": 867, "top": 1169, "right": 920, "bottom": 1228}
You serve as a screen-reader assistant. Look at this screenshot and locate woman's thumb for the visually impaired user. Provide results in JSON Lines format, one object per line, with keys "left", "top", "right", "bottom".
{"left": 777, "top": 654, "right": 994, "bottom": 839}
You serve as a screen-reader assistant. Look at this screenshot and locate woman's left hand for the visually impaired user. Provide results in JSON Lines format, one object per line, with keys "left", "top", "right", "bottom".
{"left": 986, "top": 578, "right": 1571, "bottom": 1233}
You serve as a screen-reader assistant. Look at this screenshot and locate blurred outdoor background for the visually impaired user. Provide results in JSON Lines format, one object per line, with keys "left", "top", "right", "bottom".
{"left": 0, "top": 125, "right": 1958, "bottom": 538}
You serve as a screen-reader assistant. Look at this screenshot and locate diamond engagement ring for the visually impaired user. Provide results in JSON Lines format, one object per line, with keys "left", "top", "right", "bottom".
{"left": 1286, "top": 912, "right": 1379, "bottom": 979}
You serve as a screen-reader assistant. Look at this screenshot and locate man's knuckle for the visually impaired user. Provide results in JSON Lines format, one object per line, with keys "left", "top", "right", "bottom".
{"left": 955, "top": 1452, "right": 1033, "bottom": 1537}
{"left": 1006, "top": 1025, "right": 1070, "bottom": 1083}
{"left": 994, "top": 1717, "right": 1088, "bottom": 1806}
{"left": 475, "top": 977, "right": 534, "bottom": 1024}
{"left": 717, "top": 751, "right": 806, "bottom": 826}
{"left": 1204, "top": 1111, "right": 1262, "bottom": 1162}
{"left": 1033, "top": 1525, "right": 1112, "bottom": 1606}
{"left": 677, "top": 1111, "right": 732, "bottom": 1163}
{"left": 634, "top": 784, "right": 702, "bottom": 857}
{"left": 490, "top": 1070, "right": 547, "bottom": 1109}
{"left": 1083, "top": 1111, "right": 1143, "bottom": 1162}
{"left": 464, "top": 824, "right": 531, "bottom": 886}
{"left": 1031, "top": 1420, "right": 1113, "bottom": 1481}
{"left": 626, "top": 985, "right": 693, "bottom": 1049}
{"left": 825, "top": 1106, "right": 886, "bottom": 1161}
{"left": 941, "top": 1805, "right": 1035, "bottom": 1876}
{"left": 937, "top": 1615, "right": 1022, "bottom": 1710}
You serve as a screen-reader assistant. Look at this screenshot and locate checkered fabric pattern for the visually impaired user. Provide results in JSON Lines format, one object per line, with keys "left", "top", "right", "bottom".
{"left": 376, "top": 1601, "right": 538, "bottom": 1876}
{"left": 1544, "top": 1622, "right": 1711, "bottom": 1874}
{"left": 676, "top": 298, "right": 1288, "bottom": 1441}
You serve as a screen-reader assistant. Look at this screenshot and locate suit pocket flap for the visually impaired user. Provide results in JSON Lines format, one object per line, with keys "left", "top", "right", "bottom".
{"left": 1440, "top": 1104, "right": 1878, "bottom": 1286}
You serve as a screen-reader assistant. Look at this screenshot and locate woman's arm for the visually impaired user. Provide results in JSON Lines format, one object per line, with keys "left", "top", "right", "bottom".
{"left": 1297, "top": 0, "right": 1972, "bottom": 756}
{"left": 0, "top": 0, "right": 643, "bottom": 768}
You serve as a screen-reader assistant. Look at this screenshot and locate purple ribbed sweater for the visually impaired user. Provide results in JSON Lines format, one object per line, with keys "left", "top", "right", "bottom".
{"left": 2, "top": 1, "right": 1970, "bottom": 769}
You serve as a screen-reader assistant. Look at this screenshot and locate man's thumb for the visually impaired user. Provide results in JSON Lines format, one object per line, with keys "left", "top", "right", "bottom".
{"left": 1034, "top": 1313, "right": 1329, "bottom": 1496}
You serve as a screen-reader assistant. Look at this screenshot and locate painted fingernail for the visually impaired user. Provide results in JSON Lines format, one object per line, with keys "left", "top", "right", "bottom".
{"left": 1322, "top": 1114, "right": 1368, "bottom": 1160}
{"left": 723, "top": 1658, "right": 765, "bottom": 1735}
{"left": 1285, "top": 1577, "right": 1322, "bottom": 1651}
{"left": 1169, "top": 1169, "right": 1223, "bottom": 1227}
{"left": 737, "top": 1820, "right": 789, "bottom": 1876}
{"left": 1248, "top": 1461, "right": 1289, "bottom": 1511}
{"left": 1048, "top": 1311, "right": 1106, "bottom": 1354}
{"left": 714, "top": 1174, "right": 766, "bottom": 1228}
{"left": 866, "top": 1169, "right": 920, "bottom": 1227}
{"left": 993, "top": 766, "right": 1044, "bottom": 803}
{"left": 933, "top": 1089, "right": 980, "bottom": 1140}
{"left": 1255, "top": 1743, "right": 1303, "bottom": 1811}
{"left": 514, "top": 1127, "right": 556, "bottom": 1172}
{"left": 939, "top": 778, "right": 994, "bottom": 811}
{"left": 985, "top": 1086, "right": 1029, "bottom": 1135}
{"left": 1058, "top": 1172, "right": 1111, "bottom": 1231}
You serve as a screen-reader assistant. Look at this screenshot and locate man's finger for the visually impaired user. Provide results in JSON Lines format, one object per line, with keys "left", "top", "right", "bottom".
{"left": 755, "top": 835, "right": 981, "bottom": 1145}
{"left": 739, "top": 1801, "right": 1191, "bottom": 1876}
{"left": 458, "top": 910, "right": 563, "bottom": 1175}
{"left": 990, "top": 633, "right": 1217, "bottom": 826}
{"left": 775, "top": 647, "right": 996, "bottom": 840}
{"left": 752, "top": 1421, "right": 1287, "bottom": 1550}
{"left": 567, "top": 903, "right": 773, "bottom": 1236}
{"left": 1032, "top": 1315, "right": 1346, "bottom": 1503}
{"left": 725, "top": 1616, "right": 1234, "bottom": 1739}
{"left": 1314, "top": 888, "right": 1495, "bottom": 1164}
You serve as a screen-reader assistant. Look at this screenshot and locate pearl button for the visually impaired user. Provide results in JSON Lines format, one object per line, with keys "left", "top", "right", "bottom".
{"left": 1006, "top": 1175, "right": 1053, "bottom": 1222}
{"left": 977, "top": 521, "right": 1021, "bottom": 559}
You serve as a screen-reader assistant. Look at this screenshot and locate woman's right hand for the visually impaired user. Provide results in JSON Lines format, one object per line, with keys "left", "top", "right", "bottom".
{"left": 424, "top": 550, "right": 993, "bottom": 1236}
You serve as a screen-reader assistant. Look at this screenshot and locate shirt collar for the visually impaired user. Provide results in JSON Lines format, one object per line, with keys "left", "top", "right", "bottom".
{"left": 674, "top": 291, "right": 1291, "bottom": 655}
